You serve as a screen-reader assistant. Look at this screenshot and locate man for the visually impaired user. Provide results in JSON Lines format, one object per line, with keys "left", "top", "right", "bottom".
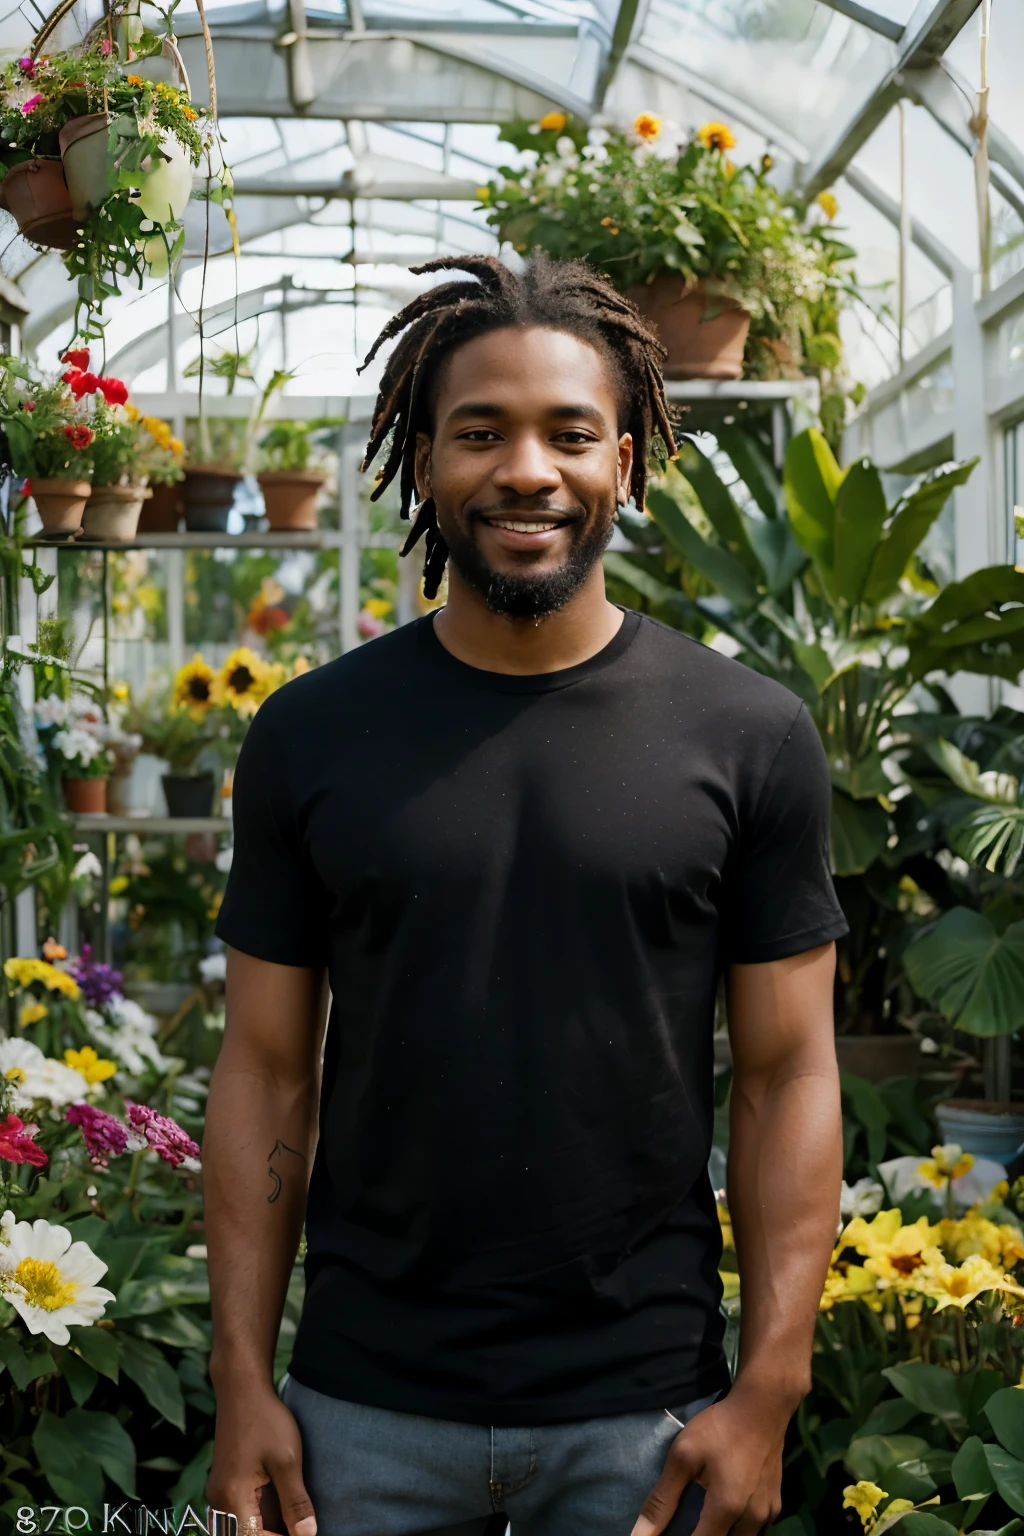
{"left": 206, "top": 254, "right": 845, "bottom": 1536}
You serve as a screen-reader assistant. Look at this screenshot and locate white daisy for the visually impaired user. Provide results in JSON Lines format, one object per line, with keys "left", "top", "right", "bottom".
{"left": 0, "top": 1214, "right": 115, "bottom": 1345}
{"left": 32, "top": 1057, "right": 90, "bottom": 1107}
{"left": 0, "top": 1038, "right": 48, "bottom": 1110}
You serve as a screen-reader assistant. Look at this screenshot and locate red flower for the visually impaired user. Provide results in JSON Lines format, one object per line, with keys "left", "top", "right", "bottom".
{"left": 249, "top": 604, "right": 289, "bottom": 636}
{"left": 98, "top": 376, "right": 128, "bottom": 406}
{"left": 0, "top": 1113, "right": 47, "bottom": 1168}
{"left": 68, "top": 370, "right": 100, "bottom": 399}
{"left": 61, "top": 347, "right": 90, "bottom": 370}
{"left": 63, "top": 424, "right": 94, "bottom": 450}
{"left": 20, "top": 400, "right": 35, "bottom": 410}
{"left": 21, "top": 477, "right": 31, "bottom": 496}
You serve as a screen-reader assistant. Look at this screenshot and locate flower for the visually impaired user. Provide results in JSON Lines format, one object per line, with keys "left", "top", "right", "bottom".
{"left": 86, "top": 996, "right": 170, "bottom": 1076}
{"left": 65, "top": 1102, "right": 128, "bottom": 1167}
{"left": 126, "top": 74, "right": 142, "bottom": 84}
{"left": 919, "top": 1143, "right": 975, "bottom": 1186}
{"left": 42, "top": 938, "right": 67, "bottom": 961}
{"left": 20, "top": 93, "right": 43, "bottom": 114}
{"left": 20, "top": 400, "right": 35, "bottom": 411}
{"left": 34, "top": 695, "right": 66, "bottom": 727}
{"left": 98, "top": 376, "right": 128, "bottom": 406}
{"left": 63, "top": 1046, "right": 116, "bottom": 1086}
{"left": 816, "top": 190, "right": 839, "bottom": 220}
{"left": 0, "top": 1038, "right": 88, "bottom": 1109}
{"left": 539, "top": 111, "right": 567, "bottom": 132}
{"left": 173, "top": 654, "right": 216, "bottom": 717}
{"left": 0, "top": 1114, "right": 47, "bottom": 1168}
{"left": 17, "top": 56, "right": 36, "bottom": 77}
{"left": 4, "top": 957, "right": 80, "bottom": 999}
{"left": 842, "top": 1482, "right": 885, "bottom": 1529}
{"left": 63, "top": 423, "right": 94, "bottom": 450}
{"left": 126, "top": 1102, "right": 201, "bottom": 1168}
{"left": 71, "top": 851, "right": 102, "bottom": 882}
{"left": 142, "top": 415, "right": 172, "bottom": 448}
{"left": 52, "top": 724, "right": 103, "bottom": 765}
{"left": 697, "top": 121, "right": 737, "bottom": 152}
{"left": 0, "top": 1214, "right": 115, "bottom": 1344}
{"left": 248, "top": 603, "right": 289, "bottom": 636}
{"left": 476, "top": 186, "right": 491, "bottom": 203}
{"left": 67, "top": 371, "right": 100, "bottom": 400}
{"left": 917, "top": 1251, "right": 1021, "bottom": 1311}
{"left": 357, "top": 608, "right": 388, "bottom": 640}
{"left": 99, "top": 37, "right": 111, "bottom": 54}
{"left": 364, "top": 597, "right": 393, "bottom": 620}
{"left": 169, "top": 437, "right": 184, "bottom": 455}
{"left": 19, "top": 1002, "right": 46, "bottom": 1026}
{"left": 61, "top": 348, "right": 89, "bottom": 370}
{"left": 633, "top": 113, "right": 662, "bottom": 141}
{"left": 67, "top": 944, "right": 123, "bottom": 1009}
{"left": 216, "top": 647, "right": 267, "bottom": 717}
{"left": 840, "top": 1178, "right": 884, "bottom": 1220}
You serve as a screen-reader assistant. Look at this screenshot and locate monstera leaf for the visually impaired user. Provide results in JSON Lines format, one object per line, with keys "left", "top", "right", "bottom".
{"left": 903, "top": 907, "right": 1024, "bottom": 1037}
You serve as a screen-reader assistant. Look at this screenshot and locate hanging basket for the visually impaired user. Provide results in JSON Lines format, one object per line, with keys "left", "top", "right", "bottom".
{"left": 0, "top": 159, "right": 77, "bottom": 248}
{"left": 627, "top": 277, "right": 750, "bottom": 381}
{"left": 59, "top": 113, "right": 112, "bottom": 222}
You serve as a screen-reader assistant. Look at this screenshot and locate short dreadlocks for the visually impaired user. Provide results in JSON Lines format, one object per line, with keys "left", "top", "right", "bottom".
{"left": 358, "top": 253, "right": 677, "bottom": 599}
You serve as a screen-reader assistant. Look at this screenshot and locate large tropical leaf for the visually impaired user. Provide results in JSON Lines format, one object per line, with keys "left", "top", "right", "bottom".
{"left": 908, "top": 567, "right": 1024, "bottom": 681}
{"left": 746, "top": 515, "right": 807, "bottom": 595}
{"left": 716, "top": 424, "right": 782, "bottom": 519}
{"left": 902, "top": 907, "right": 1024, "bottom": 1037}
{"left": 950, "top": 805, "right": 1024, "bottom": 876}
{"left": 675, "top": 440, "right": 762, "bottom": 573}
{"left": 783, "top": 427, "right": 845, "bottom": 576}
{"left": 646, "top": 488, "right": 760, "bottom": 610}
{"left": 862, "top": 458, "right": 977, "bottom": 607}
{"left": 831, "top": 788, "right": 888, "bottom": 875}
{"left": 833, "top": 458, "right": 888, "bottom": 606}
{"left": 602, "top": 551, "right": 699, "bottom": 624}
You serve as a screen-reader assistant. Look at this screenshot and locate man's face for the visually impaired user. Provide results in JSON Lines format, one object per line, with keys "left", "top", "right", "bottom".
{"left": 415, "top": 325, "right": 633, "bottom": 619}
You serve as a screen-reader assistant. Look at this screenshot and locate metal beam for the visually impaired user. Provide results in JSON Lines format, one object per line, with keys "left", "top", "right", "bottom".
{"left": 814, "top": 0, "right": 904, "bottom": 43}
{"left": 592, "top": 0, "right": 649, "bottom": 109}
{"left": 231, "top": 174, "right": 481, "bottom": 198}
{"left": 803, "top": 0, "right": 983, "bottom": 196}
{"left": 900, "top": 63, "right": 1024, "bottom": 218}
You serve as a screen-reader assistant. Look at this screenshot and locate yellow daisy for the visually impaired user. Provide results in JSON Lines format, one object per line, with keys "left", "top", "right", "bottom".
{"left": 63, "top": 1047, "right": 117, "bottom": 1086}
{"left": 539, "top": 111, "right": 566, "bottom": 132}
{"left": 697, "top": 121, "right": 736, "bottom": 152}
{"left": 19, "top": 1002, "right": 47, "bottom": 1026}
{"left": 633, "top": 113, "right": 662, "bottom": 142}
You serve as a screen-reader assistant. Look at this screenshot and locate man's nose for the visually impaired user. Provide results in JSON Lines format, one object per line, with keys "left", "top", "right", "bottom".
{"left": 492, "top": 433, "right": 561, "bottom": 498}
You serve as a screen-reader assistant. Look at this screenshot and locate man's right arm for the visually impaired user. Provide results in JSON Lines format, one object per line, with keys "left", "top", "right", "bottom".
{"left": 205, "top": 947, "right": 329, "bottom": 1536}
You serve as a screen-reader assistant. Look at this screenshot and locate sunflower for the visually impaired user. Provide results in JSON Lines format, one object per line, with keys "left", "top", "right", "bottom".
{"left": 216, "top": 648, "right": 267, "bottom": 717}
{"left": 697, "top": 121, "right": 736, "bottom": 152}
{"left": 173, "top": 655, "right": 216, "bottom": 718}
{"left": 633, "top": 112, "right": 662, "bottom": 142}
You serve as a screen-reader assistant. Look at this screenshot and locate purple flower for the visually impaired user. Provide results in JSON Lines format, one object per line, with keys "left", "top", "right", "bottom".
{"left": 20, "top": 93, "right": 42, "bottom": 114}
{"left": 17, "top": 56, "right": 36, "bottom": 78}
{"left": 126, "top": 1102, "right": 200, "bottom": 1168}
{"left": 66, "top": 1101, "right": 129, "bottom": 1168}
{"left": 68, "top": 944, "right": 123, "bottom": 1009}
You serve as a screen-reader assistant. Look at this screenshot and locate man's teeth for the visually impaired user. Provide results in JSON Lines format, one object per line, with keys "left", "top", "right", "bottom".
{"left": 491, "top": 519, "right": 560, "bottom": 533}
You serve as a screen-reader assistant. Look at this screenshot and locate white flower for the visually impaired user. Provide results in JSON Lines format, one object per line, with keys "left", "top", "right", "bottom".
{"left": 0, "top": 1214, "right": 115, "bottom": 1345}
{"left": 33, "top": 1058, "right": 90, "bottom": 1107}
{"left": 555, "top": 135, "right": 577, "bottom": 161}
{"left": 2, "top": 1040, "right": 90, "bottom": 1108}
{"left": 841, "top": 1177, "right": 884, "bottom": 1220}
{"left": 541, "top": 161, "right": 568, "bottom": 188}
{"left": 879, "top": 1154, "right": 1007, "bottom": 1211}
{"left": 52, "top": 727, "right": 104, "bottom": 769}
{"left": 214, "top": 845, "right": 233, "bottom": 873}
{"left": 199, "top": 953, "right": 227, "bottom": 983}
{"left": 34, "top": 696, "right": 66, "bottom": 727}
{"left": 87, "top": 995, "right": 170, "bottom": 1076}
{"left": 72, "top": 851, "right": 103, "bottom": 881}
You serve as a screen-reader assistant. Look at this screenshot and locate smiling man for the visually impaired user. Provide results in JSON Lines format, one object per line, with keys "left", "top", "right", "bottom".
{"left": 205, "top": 255, "right": 846, "bottom": 1536}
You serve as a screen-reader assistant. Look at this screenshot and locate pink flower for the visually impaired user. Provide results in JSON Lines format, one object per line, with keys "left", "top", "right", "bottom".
{"left": 0, "top": 1113, "right": 47, "bottom": 1168}
{"left": 357, "top": 608, "right": 387, "bottom": 640}
{"left": 20, "top": 93, "right": 43, "bottom": 114}
{"left": 20, "top": 400, "right": 35, "bottom": 411}
{"left": 66, "top": 1102, "right": 128, "bottom": 1168}
{"left": 126, "top": 1102, "right": 200, "bottom": 1168}
{"left": 99, "top": 38, "right": 112, "bottom": 55}
{"left": 17, "top": 56, "right": 36, "bottom": 78}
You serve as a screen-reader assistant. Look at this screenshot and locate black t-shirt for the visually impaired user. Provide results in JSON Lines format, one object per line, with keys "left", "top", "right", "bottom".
{"left": 216, "top": 609, "right": 847, "bottom": 1425}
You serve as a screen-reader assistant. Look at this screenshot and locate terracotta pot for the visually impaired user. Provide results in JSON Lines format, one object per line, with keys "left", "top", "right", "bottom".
{"left": 32, "top": 478, "right": 91, "bottom": 535}
{"left": 835, "top": 1033, "right": 923, "bottom": 1084}
{"left": 0, "top": 158, "right": 76, "bottom": 248}
{"left": 935, "top": 1099, "right": 1024, "bottom": 1163}
{"left": 162, "top": 771, "right": 215, "bottom": 817}
{"left": 257, "top": 470, "right": 325, "bottom": 531}
{"left": 182, "top": 465, "right": 241, "bottom": 532}
{"left": 106, "top": 772, "right": 133, "bottom": 817}
{"left": 59, "top": 114, "right": 111, "bottom": 222}
{"left": 139, "top": 479, "right": 183, "bottom": 532}
{"left": 627, "top": 276, "right": 751, "bottom": 381}
{"left": 82, "top": 483, "right": 151, "bottom": 542}
{"left": 64, "top": 777, "right": 107, "bottom": 814}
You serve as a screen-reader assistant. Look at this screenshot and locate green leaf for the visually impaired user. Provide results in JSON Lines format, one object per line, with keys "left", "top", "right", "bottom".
{"left": 842, "top": 1072, "right": 891, "bottom": 1166}
{"left": 116, "top": 1332, "right": 186, "bottom": 1430}
{"left": 170, "top": 1440, "right": 214, "bottom": 1509}
{"left": 863, "top": 458, "right": 977, "bottom": 607}
{"left": 746, "top": 516, "right": 807, "bottom": 595}
{"left": 894, "top": 1518, "right": 966, "bottom": 1536}
{"left": 954, "top": 1435, "right": 997, "bottom": 1499}
{"left": 676, "top": 440, "right": 761, "bottom": 573}
{"left": 68, "top": 1323, "right": 119, "bottom": 1381}
{"left": 783, "top": 426, "right": 844, "bottom": 575}
{"left": 882, "top": 1363, "right": 968, "bottom": 1434}
{"left": 986, "top": 1389, "right": 1024, "bottom": 1460}
{"left": 902, "top": 908, "right": 1024, "bottom": 1037}
{"left": 833, "top": 458, "right": 889, "bottom": 605}
{"left": 54, "top": 1345, "right": 98, "bottom": 1407}
{"left": 859, "top": 1399, "right": 922, "bottom": 1437}
{"left": 602, "top": 551, "right": 698, "bottom": 624}
{"left": 33, "top": 1411, "right": 104, "bottom": 1506}
{"left": 646, "top": 488, "right": 760, "bottom": 609}
{"left": 64, "top": 1407, "right": 136, "bottom": 1497}
{"left": 717, "top": 424, "right": 781, "bottom": 519}
{"left": 985, "top": 1445, "right": 1024, "bottom": 1516}
{"left": 831, "top": 789, "right": 888, "bottom": 876}
{"left": 5, "top": 1345, "right": 57, "bottom": 1390}
{"left": 951, "top": 806, "right": 1024, "bottom": 878}
{"left": 845, "top": 1431, "right": 932, "bottom": 1477}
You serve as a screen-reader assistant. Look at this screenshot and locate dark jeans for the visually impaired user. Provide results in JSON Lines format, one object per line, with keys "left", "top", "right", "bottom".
{"left": 280, "top": 1375, "right": 718, "bottom": 1536}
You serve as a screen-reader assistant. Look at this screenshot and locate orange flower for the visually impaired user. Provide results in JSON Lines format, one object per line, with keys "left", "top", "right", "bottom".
{"left": 539, "top": 111, "right": 566, "bottom": 132}
{"left": 126, "top": 74, "right": 142, "bottom": 84}
{"left": 41, "top": 938, "right": 67, "bottom": 961}
{"left": 697, "top": 121, "right": 737, "bottom": 152}
{"left": 633, "top": 113, "right": 662, "bottom": 142}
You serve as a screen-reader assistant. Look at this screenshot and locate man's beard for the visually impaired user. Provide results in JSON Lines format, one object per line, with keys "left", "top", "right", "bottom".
{"left": 442, "top": 501, "right": 616, "bottom": 620}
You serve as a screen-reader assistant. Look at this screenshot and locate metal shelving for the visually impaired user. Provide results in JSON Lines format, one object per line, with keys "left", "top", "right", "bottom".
{"left": 72, "top": 815, "right": 231, "bottom": 835}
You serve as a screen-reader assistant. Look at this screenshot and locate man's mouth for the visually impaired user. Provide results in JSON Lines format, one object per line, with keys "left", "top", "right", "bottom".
{"left": 486, "top": 517, "right": 565, "bottom": 533}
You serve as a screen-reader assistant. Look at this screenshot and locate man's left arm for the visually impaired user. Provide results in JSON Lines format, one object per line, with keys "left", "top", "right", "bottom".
{"left": 632, "top": 942, "right": 841, "bottom": 1536}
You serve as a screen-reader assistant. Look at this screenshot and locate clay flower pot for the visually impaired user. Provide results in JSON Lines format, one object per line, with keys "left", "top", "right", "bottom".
{"left": 64, "top": 777, "right": 107, "bottom": 814}
{"left": 138, "top": 480, "right": 183, "bottom": 532}
{"left": 32, "top": 478, "right": 92, "bottom": 536}
{"left": 627, "top": 276, "right": 751, "bottom": 381}
{"left": 82, "top": 483, "right": 151, "bottom": 542}
{"left": 257, "top": 470, "right": 325, "bottom": 531}
{"left": 182, "top": 465, "right": 242, "bottom": 532}
{"left": 0, "top": 158, "right": 76, "bottom": 248}
{"left": 59, "top": 114, "right": 111, "bottom": 222}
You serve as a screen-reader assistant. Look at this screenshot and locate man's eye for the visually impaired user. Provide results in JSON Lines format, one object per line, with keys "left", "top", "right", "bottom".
{"left": 458, "top": 429, "right": 501, "bottom": 442}
{"left": 555, "top": 431, "right": 597, "bottom": 444}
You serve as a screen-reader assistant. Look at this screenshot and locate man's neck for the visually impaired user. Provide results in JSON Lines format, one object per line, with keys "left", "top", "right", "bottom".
{"left": 431, "top": 568, "right": 624, "bottom": 675}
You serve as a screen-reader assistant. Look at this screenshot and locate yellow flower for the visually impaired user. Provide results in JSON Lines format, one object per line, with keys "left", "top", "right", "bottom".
{"left": 919, "top": 1143, "right": 975, "bottom": 1186}
{"left": 19, "top": 1002, "right": 47, "bottom": 1027}
{"left": 842, "top": 1481, "right": 885, "bottom": 1529}
{"left": 4, "top": 1065, "right": 25, "bottom": 1086}
{"left": 173, "top": 655, "right": 216, "bottom": 718}
{"left": 719, "top": 1270, "right": 740, "bottom": 1300}
{"left": 816, "top": 189, "right": 839, "bottom": 220}
{"left": 124, "top": 404, "right": 140, "bottom": 423}
{"left": 697, "top": 120, "right": 737, "bottom": 152}
{"left": 633, "top": 112, "right": 662, "bottom": 142}
{"left": 183, "top": 105, "right": 198, "bottom": 121}
{"left": 216, "top": 647, "right": 267, "bottom": 718}
{"left": 252, "top": 660, "right": 288, "bottom": 707}
{"left": 476, "top": 186, "right": 491, "bottom": 203}
{"left": 863, "top": 1216, "right": 934, "bottom": 1287}
{"left": 841, "top": 1208, "right": 903, "bottom": 1256}
{"left": 364, "top": 598, "right": 393, "bottom": 619}
{"left": 63, "top": 1047, "right": 116, "bottom": 1086}
{"left": 539, "top": 111, "right": 567, "bottom": 132}
{"left": 142, "top": 415, "right": 172, "bottom": 450}
{"left": 111, "top": 680, "right": 130, "bottom": 701}
{"left": 169, "top": 438, "right": 184, "bottom": 456}
{"left": 4, "top": 958, "right": 80, "bottom": 999}
{"left": 207, "top": 889, "right": 223, "bottom": 921}
{"left": 917, "top": 1251, "right": 1020, "bottom": 1312}
{"left": 292, "top": 656, "right": 311, "bottom": 677}
{"left": 108, "top": 875, "right": 130, "bottom": 897}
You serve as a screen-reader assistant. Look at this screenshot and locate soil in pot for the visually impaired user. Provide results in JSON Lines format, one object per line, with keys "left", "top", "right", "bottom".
{"left": 935, "top": 1099, "right": 1024, "bottom": 1163}
{"left": 0, "top": 158, "right": 77, "bottom": 248}
{"left": 139, "top": 480, "right": 183, "bottom": 532}
{"left": 627, "top": 276, "right": 751, "bottom": 381}
{"left": 32, "top": 479, "right": 91, "bottom": 536}
{"left": 182, "top": 466, "right": 242, "bottom": 533}
{"left": 64, "top": 777, "right": 107, "bottom": 814}
{"left": 163, "top": 772, "right": 215, "bottom": 817}
{"left": 59, "top": 114, "right": 111, "bottom": 222}
{"left": 82, "top": 484, "right": 151, "bottom": 542}
{"left": 257, "top": 470, "right": 326, "bottom": 531}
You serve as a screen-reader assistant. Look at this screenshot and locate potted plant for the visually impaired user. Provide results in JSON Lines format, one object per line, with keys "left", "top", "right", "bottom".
{"left": 127, "top": 677, "right": 217, "bottom": 817}
{"left": 0, "top": 351, "right": 95, "bottom": 533}
{"left": 49, "top": 721, "right": 112, "bottom": 813}
{"left": 179, "top": 352, "right": 256, "bottom": 531}
{"left": 256, "top": 419, "right": 331, "bottom": 530}
{"left": 482, "top": 113, "right": 851, "bottom": 381}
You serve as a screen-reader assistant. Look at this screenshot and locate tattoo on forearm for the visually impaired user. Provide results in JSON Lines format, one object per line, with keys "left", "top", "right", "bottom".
{"left": 267, "top": 1140, "right": 306, "bottom": 1204}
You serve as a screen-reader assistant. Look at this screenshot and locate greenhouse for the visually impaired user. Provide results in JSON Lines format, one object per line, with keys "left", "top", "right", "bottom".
{"left": 4, "top": 0, "right": 1024, "bottom": 1531}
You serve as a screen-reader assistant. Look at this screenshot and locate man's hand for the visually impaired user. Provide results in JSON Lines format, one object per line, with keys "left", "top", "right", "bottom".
{"left": 630, "top": 1389, "right": 786, "bottom": 1536}
{"left": 208, "top": 1382, "right": 317, "bottom": 1536}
